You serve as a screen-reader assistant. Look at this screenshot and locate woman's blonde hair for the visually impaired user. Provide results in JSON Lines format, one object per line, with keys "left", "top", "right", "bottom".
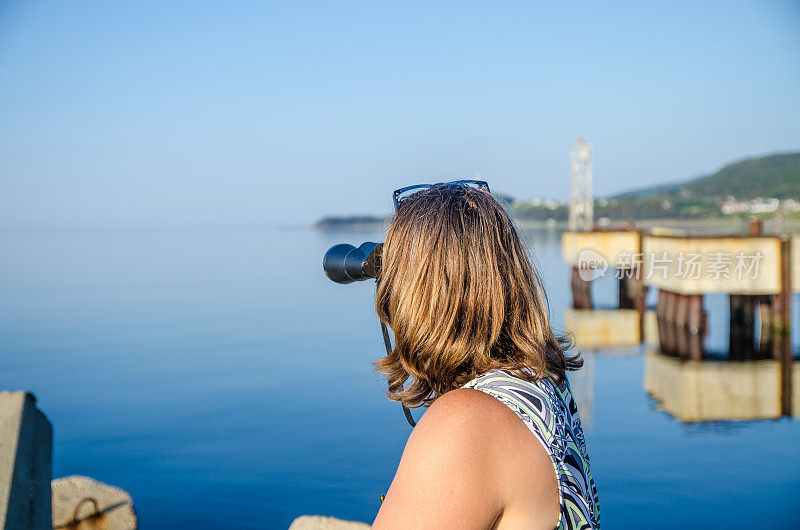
{"left": 375, "top": 183, "right": 580, "bottom": 408}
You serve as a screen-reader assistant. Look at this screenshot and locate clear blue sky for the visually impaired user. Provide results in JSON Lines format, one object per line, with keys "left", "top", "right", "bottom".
{"left": 1, "top": 0, "right": 799, "bottom": 226}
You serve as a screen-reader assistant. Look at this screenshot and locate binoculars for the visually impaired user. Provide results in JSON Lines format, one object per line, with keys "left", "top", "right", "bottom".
{"left": 323, "top": 242, "right": 383, "bottom": 284}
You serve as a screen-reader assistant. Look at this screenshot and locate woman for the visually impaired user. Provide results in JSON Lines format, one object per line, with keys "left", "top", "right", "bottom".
{"left": 371, "top": 182, "right": 599, "bottom": 530}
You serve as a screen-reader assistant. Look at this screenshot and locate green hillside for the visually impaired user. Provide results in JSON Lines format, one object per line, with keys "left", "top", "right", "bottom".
{"left": 600, "top": 151, "right": 800, "bottom": 220}
{"left": 613, "top": 151, "right": 800, "bottom": 201}
{"left": 681, "top": 152, "right": 800, "bottom": 200}
{"left": 512, "top": 150, "right": 800, "bottom": 223}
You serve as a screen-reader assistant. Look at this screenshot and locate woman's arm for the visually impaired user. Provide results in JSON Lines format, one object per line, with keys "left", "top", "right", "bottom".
{"left": 372, "top": 389, "right": 506, "bottom": 529}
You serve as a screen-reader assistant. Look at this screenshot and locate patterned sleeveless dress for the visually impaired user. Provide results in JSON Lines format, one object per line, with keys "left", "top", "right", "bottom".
{"left": 462, "top": 369, "right": 600, "bottom": 529}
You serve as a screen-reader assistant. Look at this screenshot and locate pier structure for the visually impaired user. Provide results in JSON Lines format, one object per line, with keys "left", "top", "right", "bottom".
{"left": 562, "top": 226, "right": 797, "bottom": 416}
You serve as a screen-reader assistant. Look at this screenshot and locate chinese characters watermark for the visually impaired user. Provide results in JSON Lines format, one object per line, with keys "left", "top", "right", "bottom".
{"left": 577, "top": 250, "right": 763, "bottom": 281}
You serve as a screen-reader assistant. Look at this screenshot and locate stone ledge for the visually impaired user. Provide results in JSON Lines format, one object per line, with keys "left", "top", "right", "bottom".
{"left": 52, "top": 475, "right": 137, "bottom": 529}
{"left": 289, "top": 515, "right": 371, "bottom": 529}
{"left": 0, "top": 390, "right": 52, "bottom": 530}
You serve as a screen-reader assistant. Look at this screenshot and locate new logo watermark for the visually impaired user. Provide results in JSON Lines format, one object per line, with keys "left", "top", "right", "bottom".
{"left": 577, "top": 249, "right": 609, "bottom": 281}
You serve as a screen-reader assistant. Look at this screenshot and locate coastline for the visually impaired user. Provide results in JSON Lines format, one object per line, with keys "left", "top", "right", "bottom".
{"left": 314, "top": 215, "right": 800, "bottom": 235}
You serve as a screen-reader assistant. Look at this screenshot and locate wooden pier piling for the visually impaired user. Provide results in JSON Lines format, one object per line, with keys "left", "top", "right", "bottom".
{"left": 571, "top": 266, "right": 593, "bottom": 309}
{"left": 778, "top": 237, "right": 792, "bottom": 416}
{"left": 729, "top": 294, "right": 757, "bottom": 359}
{"left": 655, "top": 290, "right": 706, "bottom": 360}
{"left": 618, "top": 268, "right": 647, "bottom": 312}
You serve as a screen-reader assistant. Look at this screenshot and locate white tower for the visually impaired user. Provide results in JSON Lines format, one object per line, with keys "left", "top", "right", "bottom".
{"left": 569, "top": 137, "right": 594, "bottom": 231}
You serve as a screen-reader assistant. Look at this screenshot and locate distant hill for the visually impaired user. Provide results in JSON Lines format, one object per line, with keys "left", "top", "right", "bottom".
{"left": 681, "top": 152, "right": 800, "bottom": 200}
{"left": 513, "top": 150, "right": 800, "bottom": 223}
{"left": 315, "top": 215, "right": 387, "bottom": 229}
{"left": 612, "top": 151, "right": 800, "bottom": 201}
{"left": 317, "top": 151, "right": 800, "bottom": 227}
{"left": 613, "top": 181, "right": 687, "bottom": 200}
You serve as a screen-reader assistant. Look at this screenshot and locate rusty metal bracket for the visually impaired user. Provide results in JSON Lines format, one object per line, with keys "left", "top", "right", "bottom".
{"left": 54, "top": 496, "right": 128, "bottom": 529}
{"left": 72, "top": 497, "right": 100, "bottom": 523}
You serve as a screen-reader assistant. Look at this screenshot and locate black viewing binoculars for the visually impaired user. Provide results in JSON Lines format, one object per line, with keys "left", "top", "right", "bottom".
{"left": 323, "top": 242, "right": 383, "bottom": 284}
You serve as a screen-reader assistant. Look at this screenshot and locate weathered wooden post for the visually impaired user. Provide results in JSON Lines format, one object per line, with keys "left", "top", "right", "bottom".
{"left": 686, "top": 295, "right": 705, "bottom": 335}
{"left": 657, "top": 290, "right": 690, "bottom": 358}
{"left": 655, "top": 290, "right": 669, "bottom": 354}
{"left": 571, "top": 266, "right": 593, "bottom": 309}
{"left": 748, "top": 217, "right": 763, "bottom": 236}
{"left": 777, "top": 237, "right": 793, "bottom": 416}
{"left": 729, "top": 294, "right": 757, "bottom": 359}
{"left": 674, "top": 293, "right": 689, "bottom": 329}
{"left": 756, "top": 295, "right": 774, "bottom": 356}
{"left": 685, "top": 294, "right": 706, "bottom": 361}
{"left": 618, "top": 257, "right": 647, "bottom": 312}
{"left": 654, "top": 287, "right": 706, "bottom": 360}
{"left": 618, "top": 275, "right": 635, "bottom": 309}
{"left": 663, "top": 290, "right": 676, "bottom": 324}
{"left": 723, "top": 218, "right": 765, "bottom": 360}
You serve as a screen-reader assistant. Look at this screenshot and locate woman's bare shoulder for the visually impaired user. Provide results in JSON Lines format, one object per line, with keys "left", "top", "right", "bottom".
{"left": 420, "top": 387, "right": 522, "bottom": 434}
{"left": 372, "top": 390, "right": 515, "bottom": 529}
{"left": 395, "top": 388, "right": 520, "bottom": 478}
{"left": 373, "top": 388, "right": 558, "bottom": 529}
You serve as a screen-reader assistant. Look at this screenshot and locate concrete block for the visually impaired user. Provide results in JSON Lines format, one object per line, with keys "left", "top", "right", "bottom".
{"left": 289, "top": 515, "right": 371, "bottom": 530}
{"left": 52, "top": 475, "right": 137, "bottom": 530}
{"left": 642, "top": 235, "right": 782, "bottom": 295}
{"left": 562, "top": 230, "right": 641, "bottom": 268}
{"left": 0, "top": 391, "right": 52, "bottom": 530}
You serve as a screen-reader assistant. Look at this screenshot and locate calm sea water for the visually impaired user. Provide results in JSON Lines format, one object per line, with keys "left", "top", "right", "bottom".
{"left": 1, "top": 226, "right": 798, "bottom": 528}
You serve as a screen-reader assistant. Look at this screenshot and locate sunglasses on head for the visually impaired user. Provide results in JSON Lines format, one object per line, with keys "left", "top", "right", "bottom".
{"left": 392, "top": 180, "right": 491, "bottom": 211}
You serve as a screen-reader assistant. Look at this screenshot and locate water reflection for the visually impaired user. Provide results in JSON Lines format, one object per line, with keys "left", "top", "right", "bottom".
{"left": 569, "top": 349, "right": 594, "bottom": 428}
{"left": 565, "top": 308, "right": 643, "bottom": 350}
{"left": 644, "top": 347, "right": 800, "bottom": 421}
{"left": 565, "top": 307, "right": 799, "bottom": 424}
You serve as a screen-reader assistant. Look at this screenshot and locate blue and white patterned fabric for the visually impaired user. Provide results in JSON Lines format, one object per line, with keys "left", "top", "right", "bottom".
{"left": 463, "top": 369, "right": 600, "bottom": 529}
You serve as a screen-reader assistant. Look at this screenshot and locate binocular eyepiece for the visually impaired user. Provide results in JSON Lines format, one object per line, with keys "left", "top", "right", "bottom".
{"left": 323, "top": 242, "right": 383, "bottom": 284}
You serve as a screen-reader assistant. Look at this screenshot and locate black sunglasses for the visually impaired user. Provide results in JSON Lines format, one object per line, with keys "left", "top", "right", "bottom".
{"left": 392, "top": 180, "right": 491, "bottom": 211}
